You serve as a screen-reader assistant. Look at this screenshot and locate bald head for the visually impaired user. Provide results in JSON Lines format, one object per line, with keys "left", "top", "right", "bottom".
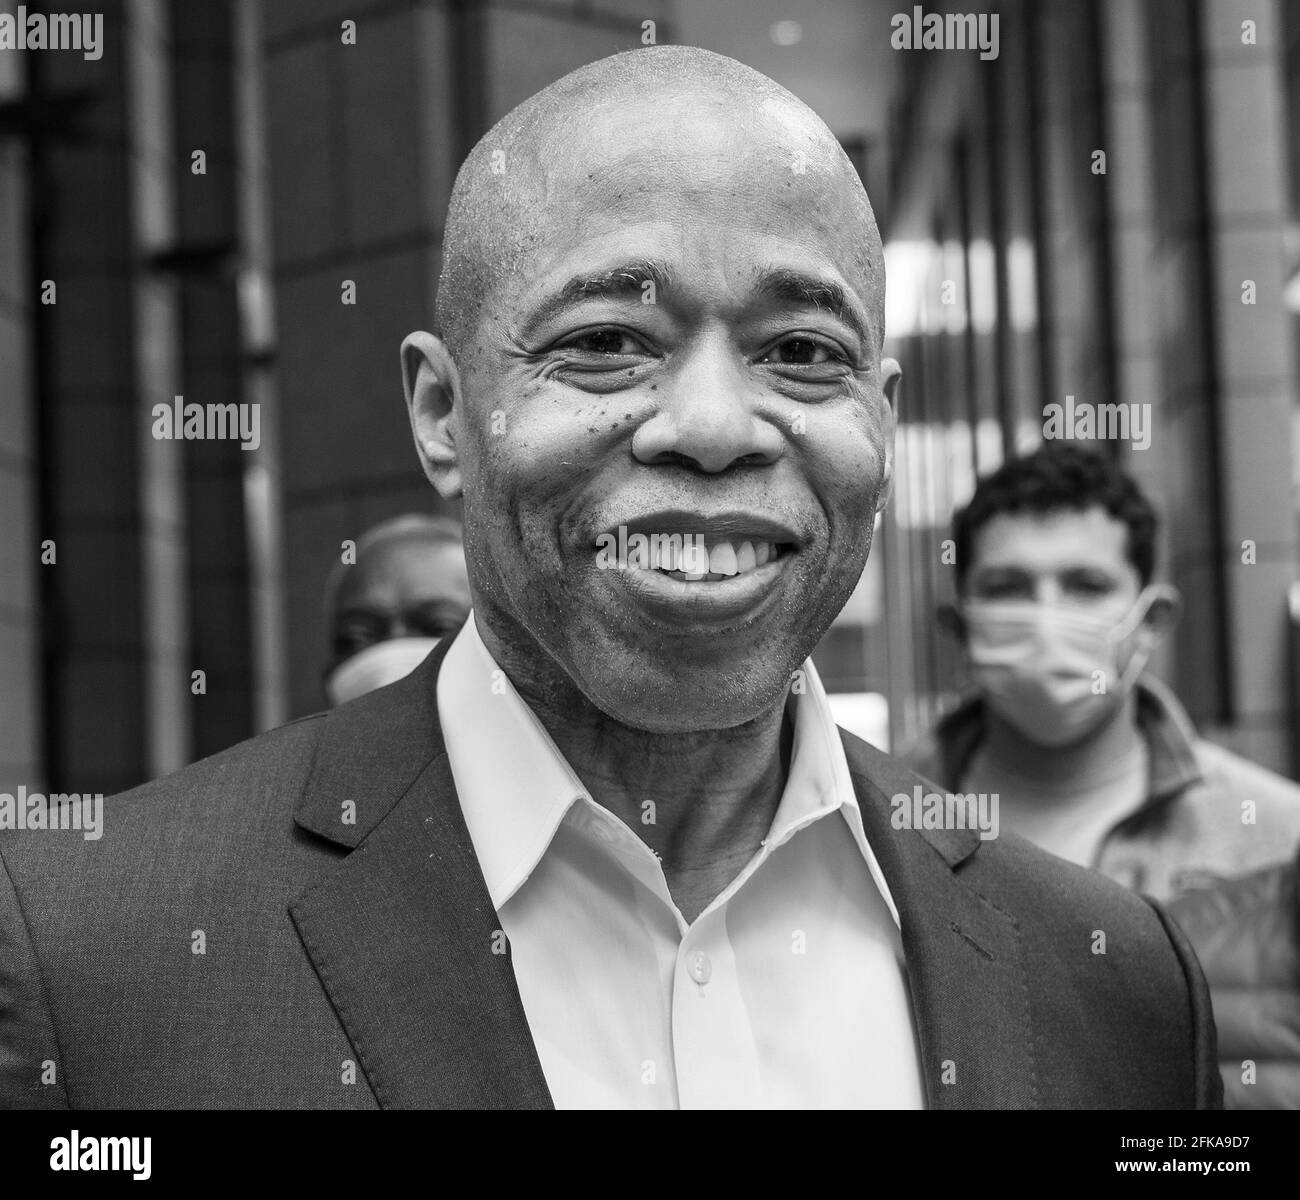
{"left": 436, "top": 46, "right": 885, "bottom": 364}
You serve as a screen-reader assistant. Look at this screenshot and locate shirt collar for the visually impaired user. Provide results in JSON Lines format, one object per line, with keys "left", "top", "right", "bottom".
{"left": 436, "top": 614, "right": 588, "bottom": 910}
{"left": 437, "top": 613, "right": 900, "bottom": 927}
{"left": 770, "top": 663, "right": 901, "bottom": 926}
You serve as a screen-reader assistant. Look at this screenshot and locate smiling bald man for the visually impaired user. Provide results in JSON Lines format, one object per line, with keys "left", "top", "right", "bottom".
{"left": 0, "top": 47, "right": 1219, "bottom": 1110}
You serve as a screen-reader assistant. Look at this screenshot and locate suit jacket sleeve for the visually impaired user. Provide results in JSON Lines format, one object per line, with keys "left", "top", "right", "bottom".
{"left": 0, "top": 843, "right": 70, "bottom": 1109}
{"left": 1147, "top": 895, "right": 1224, "bottom": 1110}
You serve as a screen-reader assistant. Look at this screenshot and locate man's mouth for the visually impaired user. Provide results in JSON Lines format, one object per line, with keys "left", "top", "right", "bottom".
{"left": 620, "top": 534, "right": 792, "bottom": 581}
{"left": 592, "top": 512, "right": 804, "bottom": 629}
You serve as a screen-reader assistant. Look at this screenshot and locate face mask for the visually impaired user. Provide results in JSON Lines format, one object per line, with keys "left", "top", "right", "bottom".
{"left": 962, "top": 585, "right": 1176, "bottom": 748}
{"left": 325, "top": 637, "right": 441, "bottom": 707}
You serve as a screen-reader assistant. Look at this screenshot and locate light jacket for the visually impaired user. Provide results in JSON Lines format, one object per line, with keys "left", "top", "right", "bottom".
{"left": 903, "top": 676, "right": 1300, "bottom": 900}
{"left": 1169, "top": 847, "right": 1300, "bottom": 1109}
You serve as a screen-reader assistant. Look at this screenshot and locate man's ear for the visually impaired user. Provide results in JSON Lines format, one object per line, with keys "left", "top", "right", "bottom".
{"left": 1140, "top": 584, "right": 1182, "bottom": 641}
{"left": 401, "top": 330, "right": 463, "bottom": 500}
{"left": 875, "top": 357, "right": 902, "bottom": 515}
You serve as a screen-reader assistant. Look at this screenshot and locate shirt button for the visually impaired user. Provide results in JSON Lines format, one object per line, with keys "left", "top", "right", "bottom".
{"left": 687, "top": 951, "right": 712, "bottom": 985}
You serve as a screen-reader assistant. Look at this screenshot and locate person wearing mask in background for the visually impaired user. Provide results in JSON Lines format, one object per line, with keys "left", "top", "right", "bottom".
{"left": 906, "top": 444, "right": 1300, "bottom": 901}
{"left": 1167, "top": 845, "right": 1300, "bottom": 1109}
{"left": 322, "top": 513, "right": 471, "bottom": 706}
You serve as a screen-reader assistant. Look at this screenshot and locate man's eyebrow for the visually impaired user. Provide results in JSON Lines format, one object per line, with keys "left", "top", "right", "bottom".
{"left": 562, "top": 259, "right": 672, "bottom": 301}
{"left": 520, "top": 259, "right": 674, "bottom": 338}
{"left": 753, "top": 267, "right": 871, "bottom": 346}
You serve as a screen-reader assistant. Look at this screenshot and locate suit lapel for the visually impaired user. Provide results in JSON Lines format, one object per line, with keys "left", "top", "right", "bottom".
{"left": 842, "top": 732, "right": 1038, "bottom": 1109}
{"left": 289, "top": 641, "right": 552, "bottom": 1109}
{"left": 286, "top": 638, "right": 1036, "bottom": 1109}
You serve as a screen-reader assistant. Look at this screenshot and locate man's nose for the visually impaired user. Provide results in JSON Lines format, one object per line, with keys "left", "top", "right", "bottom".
{"left": 1035, "top": 579, "right": 1064, "bottom": 607}
{"left": 631, "top": 338, "right": 784, "bottom": 474}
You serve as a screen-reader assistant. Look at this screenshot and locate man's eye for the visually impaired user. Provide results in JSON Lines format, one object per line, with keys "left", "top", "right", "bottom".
{"left": 560, "top": 329, "right": 643, "bottom": 355}
{"left": 760, "top": 337, "right": 841, "bottom": 366}
{"left": 406, "top": 601, "right": 469, "bottom": 637}
{"left": 1066, "top": 577, "right": 1117, "bottom": 597}
{"left": 975, "top": 579, "right": 1030, "bottom": 600}
{"left": 335, "top": 627, "right": 380, "bottom": 658}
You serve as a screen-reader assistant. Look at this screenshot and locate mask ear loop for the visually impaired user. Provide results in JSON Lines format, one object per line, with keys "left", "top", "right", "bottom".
{"left": 1112, "top": 584, "right": 1181, "bottom": 691}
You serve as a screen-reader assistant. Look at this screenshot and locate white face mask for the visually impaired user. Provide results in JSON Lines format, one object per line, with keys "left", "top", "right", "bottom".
{"left": 962, "top": 584, "right": 1177, "bottom": 748}
{"left": 324, "top": 636, "right": 441, "bottom": 707}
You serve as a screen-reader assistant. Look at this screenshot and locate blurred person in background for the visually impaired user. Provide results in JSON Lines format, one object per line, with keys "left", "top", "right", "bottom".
{"left": 907, "top": 445, "right": 1300, "bottom": 900}
{"left": 322, "top": 513, "right": 471, "bottom": 706}
{"left": 1167, "top": 845, "right": 1300, "bottom": 1109}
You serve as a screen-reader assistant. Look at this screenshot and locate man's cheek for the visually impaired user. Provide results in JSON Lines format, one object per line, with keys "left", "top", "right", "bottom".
{"left": 808, "top": 428, "right": 886, "bottom": 514}
{"left": 845, "top": 430, "right": 890, "bottom": 506}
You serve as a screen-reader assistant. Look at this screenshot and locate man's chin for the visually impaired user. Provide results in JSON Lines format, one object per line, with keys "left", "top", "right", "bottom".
{"left": 569, "top": 651, "right": 796, "bottom": 736}
{"left": 1005, "top": 711, "right": 1117, "bottom": 751}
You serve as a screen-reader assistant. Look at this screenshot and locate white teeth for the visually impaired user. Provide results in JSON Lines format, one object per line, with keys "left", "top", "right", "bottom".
{"left": 596, "top": 531, "right": 785, "bottom": 580}
{"left": 682, "top": 544, "right": 710, "bottom": 576}
{"left": 709, "top": 543, "right": 738, "bottom": 576}
{"left": 683, "top": 540, "right": 776, "bottom": 578}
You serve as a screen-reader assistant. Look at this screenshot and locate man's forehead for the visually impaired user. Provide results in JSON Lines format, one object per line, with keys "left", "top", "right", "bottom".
{"left": 974, "top": 507, "right": 1132, "bottom": 567}
{"left": 508, "top": 95, "right": 862, "bottom": 245}
{"left": 339, "top": 538, "right": 465, "bottom": 600}
{"left": 501, "top": 145, "right": 880, "bottom": 336}
{"left": 437, "top": 47, "right": 884, "bottom": 357}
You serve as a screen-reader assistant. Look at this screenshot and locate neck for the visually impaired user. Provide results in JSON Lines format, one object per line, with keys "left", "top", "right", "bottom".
{"left": 533, "top": 696, "right": 792, "bottom": 875}
{"left": 476, "top": 610, "right": 793, "bottom": 919}
{"left": 980, "top": 693, "right": 1142, "bottom": 785}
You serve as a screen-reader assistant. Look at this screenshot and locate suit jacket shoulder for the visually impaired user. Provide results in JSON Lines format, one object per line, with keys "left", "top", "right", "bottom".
{"left": 840, "top": 732, "right": 1222, "bottom": 1109}
{"left": 0, "top": 710, "right": 373, "bottom": 1109}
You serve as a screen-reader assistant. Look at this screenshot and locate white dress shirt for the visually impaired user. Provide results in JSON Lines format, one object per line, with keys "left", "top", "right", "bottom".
{"left": 436, "top": 615, "right": 924, "bottom": 1109}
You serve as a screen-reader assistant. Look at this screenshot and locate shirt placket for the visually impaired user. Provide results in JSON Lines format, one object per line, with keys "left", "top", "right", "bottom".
{"left": 670, "top": 902, "right": 763, "bottom": 1107}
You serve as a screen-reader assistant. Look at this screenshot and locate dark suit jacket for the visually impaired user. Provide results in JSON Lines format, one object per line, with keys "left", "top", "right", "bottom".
{"left": 0, "top": 640, "right": 1221, "bottom": 1108}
